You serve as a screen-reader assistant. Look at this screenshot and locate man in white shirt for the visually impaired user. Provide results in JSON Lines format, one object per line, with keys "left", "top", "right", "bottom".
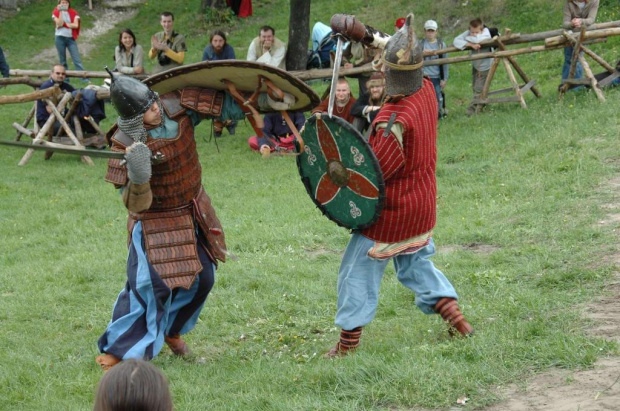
{"left": 246, "top": 26, "right": 287, "bottom": 70}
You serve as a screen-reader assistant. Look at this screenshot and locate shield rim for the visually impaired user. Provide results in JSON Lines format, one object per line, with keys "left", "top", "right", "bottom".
{"left": 142, "top": 60, "right": 320, "bottom": 112}
{"left": 297, "top": 114, "right": 385, "bottom": 230}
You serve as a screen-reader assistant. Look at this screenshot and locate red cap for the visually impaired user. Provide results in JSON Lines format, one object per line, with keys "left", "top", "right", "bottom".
{"left": 395, "top": 17, "right": 406, "bottom": 29}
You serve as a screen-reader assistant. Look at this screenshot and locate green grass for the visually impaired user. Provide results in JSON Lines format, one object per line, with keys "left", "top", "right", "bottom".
{"left": 1, "top": 0, "right": 620, "bottom": 410}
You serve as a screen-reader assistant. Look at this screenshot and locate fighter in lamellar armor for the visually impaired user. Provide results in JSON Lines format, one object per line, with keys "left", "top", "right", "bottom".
{"left": 96, "top": 73, "right": 229, "bottom": 370}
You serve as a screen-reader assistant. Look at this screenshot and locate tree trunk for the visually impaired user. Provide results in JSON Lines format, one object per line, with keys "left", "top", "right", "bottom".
{"left": 286, "top": 0, "right": 311, "bottom": 71}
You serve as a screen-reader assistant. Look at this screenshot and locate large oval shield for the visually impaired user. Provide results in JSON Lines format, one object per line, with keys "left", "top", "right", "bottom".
{"left": 297, "top": 114, "right": 385, "bottom": 230}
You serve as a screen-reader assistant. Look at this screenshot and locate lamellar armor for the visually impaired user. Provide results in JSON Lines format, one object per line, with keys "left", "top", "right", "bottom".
{"left": 105, "top": 76, "right": 226, "bottom": 290}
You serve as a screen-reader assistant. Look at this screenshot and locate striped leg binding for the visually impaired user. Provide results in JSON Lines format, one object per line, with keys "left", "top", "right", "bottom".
{"left": 324, "top": 327, "right": 362, "bottom": 358}
{"left": 434, "top": 298, "right": 474, "bottom": 337}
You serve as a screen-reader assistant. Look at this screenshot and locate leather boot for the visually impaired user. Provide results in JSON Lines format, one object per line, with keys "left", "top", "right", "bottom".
{"left": 324, "top": 327, "right": 362, "bottom": 359}
{"left": 434, "top": 297, "right": 474, "bottom": 337}
{"left": 96, "top": 353, "right": 121, "bottom": 371}
{"left": 165, "top": 335, "right": 190, "bottom": 356}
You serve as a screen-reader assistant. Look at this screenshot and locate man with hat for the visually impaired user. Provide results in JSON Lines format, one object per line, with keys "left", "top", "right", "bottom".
{"left": 95, "top": 72, "right": 227, "bottom": 370}
{"left": 350, "top": 71, "right": 385, "bottom": 133}
{"left": 326, "top": 14, "right": 474, "bottom": 358}
{"left": 422, "top": 19, "right": 449, "bottom": 119}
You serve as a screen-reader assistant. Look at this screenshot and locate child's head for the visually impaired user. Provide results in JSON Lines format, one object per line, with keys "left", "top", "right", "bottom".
{"left": 469, "top": 18, "right": 483, "bottom": 36}
{"left": 424, "top": 20, "right": 438, "bottom": 41}
{"left": 93, "top": 359, "right": 173, "bottom": 411}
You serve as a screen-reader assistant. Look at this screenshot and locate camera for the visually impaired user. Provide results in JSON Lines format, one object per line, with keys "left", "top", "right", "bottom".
{"left": 58, "top": 4, "right": 68, "bottom": 10}
{"left": 157, "top": 51, "right": 172, "bottom": 66}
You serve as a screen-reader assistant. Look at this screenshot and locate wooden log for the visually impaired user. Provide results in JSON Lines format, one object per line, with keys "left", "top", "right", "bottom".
{"left": 96, "top": 88, "right": 110, "bottom": 100}
{"left": 64, "top": 91, "right": 82, "bottom": 121}
{"left": 289, "top": 63, "right": 374, "bottom": 81}
{"left": 496, "top": 33, "right": 541, "bottom": 98}
{"left": 562, "top": 78, "right": 592, "bottom": 85}
{"left": 473, "top": 96, "right": 521, "bottom": 104}
{"left": 546, "top": 27, "right": 620, "bottom": 47}
{"left": 579, "top": 54, "right": 606, "bottom": 102}
{"left": 425, "top": 39, "right": 605, "bottom": 68}
{"left": 73, "top": 115, "right": 85, "bottom": 144}
{"left": 73, "top": 115, "right": 94, "bottom": 165}
{"left": 12, "top": 122, "right": 36, "bottom": 139}
{"left": 487, "top": 86, "right": 516, "bottom": 96}
{"left": 18, "top": 92, "right": 71, "bottom": 166}
{"left": 44, "top": 98, "right": 85, "bottom": 148}
{"left": 502, "top": 58, "right": 527, "bottom": 108}
{"left": 424, "top": 20, "right": 620, "bottom": 57}
{"left": 0, "top": 76, "right": 44, "bottom": 88}
{"left": 85, "top": 116, "right": 106, "bottom": 139}
{"left": 0, "top": 85, "right": 62, "bottom": 104}
{"left": 15, "top": 104, "right": 36, "bottom": 141}
{"left": 55, "top": 91, "right": 82, "bottom": 138}
{"left": 580, "top": 45, "right": 615, "bottom": 73}
{"left": 8, "top": 69, "right": 147, "bottom": 80}
{"left": 598, "top": 71, "right": 620, "bottom": 87}
{"left": 480, "top": 57, "right": 501, "bottom": 100}
{"left": 563, "top": 28, "right": 585, "bottom": 92}
{"left": 520, "top": 80, "right": 537, "bottom": 94}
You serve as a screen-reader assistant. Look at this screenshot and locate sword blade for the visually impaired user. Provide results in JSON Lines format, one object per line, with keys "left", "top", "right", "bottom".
{"left": 327, "top": 36, "right": 345, "bottom": 118}
{"left": 0, "top": 140, "right": 124, "bottom": 160}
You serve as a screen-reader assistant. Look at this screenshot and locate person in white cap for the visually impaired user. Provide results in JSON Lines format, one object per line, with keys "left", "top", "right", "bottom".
{"left": 422, "top": 20, "right": 448, "bottom": 119}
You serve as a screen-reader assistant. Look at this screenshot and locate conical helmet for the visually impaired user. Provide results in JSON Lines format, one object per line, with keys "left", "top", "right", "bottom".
{"left": 106, "top": 69, "right": 158, "bottom": 120}
{"left": 105, "top": 68, "right": 160, "bottom": 143}
{"left": 381, "top": 14, "right": 424, "bottom": 97}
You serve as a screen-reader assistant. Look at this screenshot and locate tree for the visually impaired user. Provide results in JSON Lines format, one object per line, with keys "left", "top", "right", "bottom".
{"left": 286, "top": 0, "right": 311, "bottom": 71}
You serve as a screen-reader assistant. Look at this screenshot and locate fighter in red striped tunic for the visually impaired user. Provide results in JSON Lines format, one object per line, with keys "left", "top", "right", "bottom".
{"left": 325, "top": 14, "right": 474, "bottom": 358}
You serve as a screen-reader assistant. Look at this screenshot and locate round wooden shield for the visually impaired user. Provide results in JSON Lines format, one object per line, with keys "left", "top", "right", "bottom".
{"left": 143, "top": 60, "right": 320, "bottom": 112}
{"left": 297, "top": 114, "right": 385, "bottom": 230}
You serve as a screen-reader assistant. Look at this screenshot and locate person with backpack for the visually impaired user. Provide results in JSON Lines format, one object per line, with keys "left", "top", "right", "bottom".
{"left": 453, "top": 18, "right": 493, "bottom": 116}
{"left": 422, "top": 20, "right": 448, "bottom": 119}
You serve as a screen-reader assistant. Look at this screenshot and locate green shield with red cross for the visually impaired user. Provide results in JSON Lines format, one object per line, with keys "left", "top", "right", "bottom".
{"left": 297, "top": 113, "right": 385, "bottom": 230}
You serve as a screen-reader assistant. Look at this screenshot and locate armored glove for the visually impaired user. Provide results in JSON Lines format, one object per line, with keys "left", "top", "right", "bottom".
{"left": 125, "top": 142, "right": 152, "bottom": 184}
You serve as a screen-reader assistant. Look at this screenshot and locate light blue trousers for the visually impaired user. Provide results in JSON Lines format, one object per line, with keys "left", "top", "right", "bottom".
{"left": 335, "top": 233, "right": 458, "bottom": 330}
{"left": 98, "top": 222, "right": 215, "bottom": 360}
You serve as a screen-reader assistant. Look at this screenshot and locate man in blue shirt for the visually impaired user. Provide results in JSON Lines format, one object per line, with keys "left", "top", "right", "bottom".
{"left": 202, "top": 30, "right": 235, "bottom": 61}
{"left": 202, "top": 30, "right": 238, "bottom": 137}
{"left": 36, "top": 64, "right": 75, "bottom": 131}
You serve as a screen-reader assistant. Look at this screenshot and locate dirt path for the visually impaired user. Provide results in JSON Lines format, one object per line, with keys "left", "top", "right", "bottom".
{"left": 480, "top": 179, "right": 620, "bottom": 411}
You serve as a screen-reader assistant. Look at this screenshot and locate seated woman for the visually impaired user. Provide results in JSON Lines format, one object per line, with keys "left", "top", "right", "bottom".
{"left": 114, "top": 28, "right": 144, "bottom": 74}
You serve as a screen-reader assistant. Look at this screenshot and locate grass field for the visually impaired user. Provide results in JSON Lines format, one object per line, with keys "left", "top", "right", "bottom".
{"left": 1, "top": 0, "right": 620, "bottom": 410}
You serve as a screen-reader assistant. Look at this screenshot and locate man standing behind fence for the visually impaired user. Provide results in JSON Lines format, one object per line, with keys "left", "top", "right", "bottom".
{"left": 149, "top": 11, "right": 187, "bottom": 74}
{"left": 561, "top": 0, "right": 599, "bottom": 87}
{"left": 453, "top": 19, "right": 493, "bottom": 116}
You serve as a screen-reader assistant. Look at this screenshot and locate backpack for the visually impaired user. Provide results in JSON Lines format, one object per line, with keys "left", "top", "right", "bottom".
{"left": 485, "top": 25, "right": 500, "bottom": 38}
{"left": 306, "top": 32, "right": 335, "bottom": 70}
